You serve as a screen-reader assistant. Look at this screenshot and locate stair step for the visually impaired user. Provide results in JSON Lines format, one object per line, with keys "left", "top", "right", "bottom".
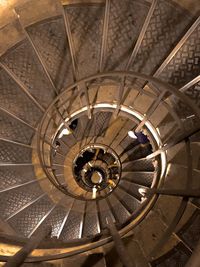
{"left": 60, "top": 200, "right": 85, "bottom": 240}
{"left": 82, "top": 201, "right": 100, "bottom": 237}
{"left": 122, "top": 158, "right": 154, "bottom": 172}
{"left": 122, "top": 171, "right": 154, "bottom": 187}
{"left": 107, "top": 194, "right": 131, "bottom": 225}
{"left": 114, "top": 187, "right": 140, "bottom": 214}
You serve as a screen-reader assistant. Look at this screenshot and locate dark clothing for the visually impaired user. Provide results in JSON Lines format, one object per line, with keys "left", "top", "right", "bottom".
{"left": 135, "top": 131, "right": 149, "bottom": 144}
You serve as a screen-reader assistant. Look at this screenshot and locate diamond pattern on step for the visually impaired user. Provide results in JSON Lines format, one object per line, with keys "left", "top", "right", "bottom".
{"left": 151, "top": 243, "right": 191, "bottom": 267}
{"left": 98, "top": 199, "right": 115, "bottom": 228}
{"left": 108, "top": 194, "right": 130, "bottom": 224}
{"left": 183, "top": 81, "right": 200, "bottom": 109}
{"left": 83, "top": 112, "right": 112, "bottom": 138}
{"left": 0, "top": 165, "right": 36, "bottom": 191}
{"left": 66, "top": 4, "right": 104, "bottom": 78}
{"left": 0, "top": 68, "right": 42, "bottom": 127}
{"left": 131, "top": 0, "right": 192, "bottom": 76}
{"left": 119, "top": 180, "right": 143, "bottom": 201}
{"left": 60, "top": 200, "right": 85, "bottom": 240}
{"left": 115, "top": 187, "right": 140, "bottom": 213}
{"left": 123, "top": 158, "right": 154, "bottom": 172}
{"left": 43, "top": 206, "right": 67, "bottom": 238}
{"left": 28, "top": 17, "right": 74, "bottom": 91}
{"left": 105, "top": 0, "right": 149, "bottom": 71}
{"left": 0, "top": 140, "right": 32, "bottom": 163}
{"left": 2, "top": 40, "right": 55, "bottom": 107}
{"left": 159, "top": 24, "right": 200, "bottom": 88}
{"left": 177, "top": 210, "right": 200, "bottom": 250}
{"left": 122, "top": 171, "right": 154, "bottom": 187}
{"left": 170, "top": 95, "right": 199, "bottom": 131}
{"left": 9, "top": 196, "right": 53, "bottom": 237}
{"left": 0, "top": 183, "right": 43, "bottom": 220}
{"left": 0, "top": 109, "right": 34, "bottom": 144}
{"left": 82, "top": 201, "right": 100, "bottom": 237}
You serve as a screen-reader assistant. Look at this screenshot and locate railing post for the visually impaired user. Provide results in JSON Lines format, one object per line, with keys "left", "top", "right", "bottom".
{"left": 106, "top": 217, "right": 134, "bottom": 267}
{"left": 4, "top": 226, "right": 52, "bottom": 267}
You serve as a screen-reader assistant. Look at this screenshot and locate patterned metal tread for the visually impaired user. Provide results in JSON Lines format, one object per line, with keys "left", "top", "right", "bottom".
{"left": 0, "top": 183, "right": 43, "bottom": 220}
{"left": 98, "top": 198, "right": 115, "bottom": 229}
{"left": 9, "top": 196, "right": 53, "bottom": 237}
{"left": 0, "top": 140, "right": 32, "bottom": 163}
{"left": 0, "top": 165, "right": 36, "bottom": 191}
{"left": 114, "top": 187, "right": 140, "bottom": 214}
{"left": 122, "top": 158, "right": 155, "bottom": 172}
{"left": 82, "top": 201, "right": 100, "bottom": 237}
{"left": 0, "top": 67, "right": 42, "bottom": 127}
{"left": 66, "top": 4, "right": 104, "bottom": 78}
{"left": 105, "top": 0, "right": 150, "bottom": 71}
{"left": 0, "top": 109, "right": 34, "bottom": 144}
{"left": 122, "top": 171, "right": 154, "bottom": 187}
{"left": 130, "top": 0, "right": 192, "bottom": 75}
{"left": 1, "top": 40, "right": 55, "bottom": 108}
{"left": 107, "top": 194, "right": 130, "bottom": 224}
{"left": 159, "top": 24, "right": 200, "bottom": 88}
{"left": 119, "top": 180, "right": 143, "bottom": 201}
{"left": 151, "top": 243, "right": 191, "bottom": 267}
{"left": 177, "top": 210, "right": 200, "bottom": 250}
{"left": 60, "top": 200, "right": 85, "bottom": 240}
{"left": 183, "top": 81, "right": 200, "bottom": 110}
{"left": 27, "top": 17, "right": 74, "bottom": 92}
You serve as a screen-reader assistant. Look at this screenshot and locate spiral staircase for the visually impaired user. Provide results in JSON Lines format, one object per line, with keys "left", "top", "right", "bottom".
{"left": 0, "top": 0, "right": 200, "bottom": 266}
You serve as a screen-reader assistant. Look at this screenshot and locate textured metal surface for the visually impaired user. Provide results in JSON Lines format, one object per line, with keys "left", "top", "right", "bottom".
{"left": 27, "top": 17, "right": 74, "bottom": 91}
{"left": 66, "top": 4, "right": 104, "bottom": 79}
{"left": 83, "top": 111, "right": 112, "bottom": 139}
{"left": 177, "top": 210, "right": 200, "bottom": 250}
{"left": 107, "top": 194, "right": 130, "bottom": 224}
{"left": 130, "top": 0, "right": 192, "bottom": 75}
{"left": 159, "top": 24, "right": 200, "bottom": 88}
{"left": 82, "top": 201, "right": 100, "bottom": 237}
{"left": 0, "top": 68, "right": 42, "bottom": 127}
{"left": 1, "top": 40, "right": 55, "bottom": 108}
{"left": 151, "top": 243, "right": 191, "bottom": 267}
{"left": 123, "top": 158, "right": 154, "bottom": 172}
{"left": 119, "top": 180, "right": 142, "bottom": 201}
{"left": 122, "top": 171, "right": 154, "bottom": 187}
{"left": 98, "top": 198, "right": 116, "bottom": 228}
{"left": 60, "top": 200, "right": 85, "bottom": 240}
{"left": 36, "top": 205, "right": 65, "bottom": 238}
{"left": 105, "top": 0, "right": 149, "bottom": 71}
{"left": 170, "top": 95, "right": 199, "bottom": 131}
{"left": 121, "top": 143, "right": 152, "bottom": 162}
{"left": 0, "top": 183, "right": 43, "bottom": 220}
{"left": 0, "top": 165, "right": 36, "bottom": 191}
{"left": 0, "top": 140, "right": 32, "bottom": 163}
{"left": 0, "top": 109, "right": 34, "bottom": 144}
{"left": 9, "top": 196, "right": 53, "bottom": 237}
{"left": 183, "top": 81, "right": 200, "bottom": 109}
{"left": 114, "top": 187, "right": 140, "bottom": 214}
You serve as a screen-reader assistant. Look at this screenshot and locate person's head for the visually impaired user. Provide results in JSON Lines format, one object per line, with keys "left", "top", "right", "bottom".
{"left": 55, "top": 140, "right": 60, "bottom": 147}
{"left": 69, "top": 119, "right": 78, "bottom": 131}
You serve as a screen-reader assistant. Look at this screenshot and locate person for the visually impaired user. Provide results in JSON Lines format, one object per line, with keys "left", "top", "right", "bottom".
{"left": 134, "top": 130, "right": 149, "bottom": 146}
{"left": 69, "top": 118, "right": 78, "bottom": 131}
{"left": 134, "top": 129, "right": 153, "bottom": 155}
{"left": 53, "top": 140, "right": 60, "bottom": 157}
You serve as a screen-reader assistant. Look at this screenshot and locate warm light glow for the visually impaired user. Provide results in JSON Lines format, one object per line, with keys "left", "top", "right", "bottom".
{"left": 92, "top": 187, "right": 97, "bottom": 199}
{"left": 128, "top": 130, "right": 137, "bottom": 139}
{"left": 58, "top": 128, "right": 71, "bottom": 138}
{"left": 0, "top": 0, "right": 7, "bottom": 6}
{"left": 138, "top": 188, "right": 147, "bottom": 196}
